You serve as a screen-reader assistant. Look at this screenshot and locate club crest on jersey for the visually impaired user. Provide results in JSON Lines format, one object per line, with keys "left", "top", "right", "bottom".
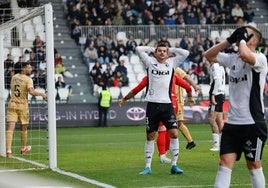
{"left": 151, "top": 70, "right": 170, "bottom": 75}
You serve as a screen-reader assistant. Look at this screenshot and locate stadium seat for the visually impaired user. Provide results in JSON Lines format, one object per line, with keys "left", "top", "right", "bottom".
{"left": 127, "top": 72, "right": 137, "bottom": 83}
{"left": 11, "top": 47, "right": 22, "bottom": 58}
{"left": 130, "top": 54, "right": 140, "bottom": 65}
{"left": 93, "top": 84, "right": 102, "bottom": 96}
{"left": 120, "top": 86, "right": 131, "bottom": 98}
{"left": 35, "top": 23, "right": 45, "bottom": 33}
{"left": 57, "top": 88, "right": 69, "bottom": 103}
{"left": 119, "top": 55, "right": 129, "bottom": 64}
{"left": 134, "top": 88, "right": 145, "bottom": 101}
{"left": 108, "top": 87, "right": 121, "bottom": 100}
{"left": 3, "top": 48, "right": 10, "bottom": 57}
{"left": 32, "top": 87, "right": 46, "bottom": 103}
{"left": 210, "top": 30, "right": 220, "bottom": 40}
{"left": 133, "top": 64, "right": 145, "bottom": 74}
{"left": 116, "top": 32, "right": 127, "bottom": 41}
{"left": 26, "top": 31, "right": 36, "bottom": 41}
{"left": 23, "top": 23, "right": 34, "bottom": 33}
{"left": 199, "top": 84, "right": 210, "bottom": 99}
{"left": 33, "top": 16, "right": 42, "bottom": 25}
{"left": 136, "top": 72, "right": 146, "bottom": 81}
{"left": 225, "top": 84, "right": 229, "bottom": 98}
{"left": 55, "top": 74, "right": 64, "bottom": 82}
{"left": 220, "top": 30, "right": 230, "bottom": 40}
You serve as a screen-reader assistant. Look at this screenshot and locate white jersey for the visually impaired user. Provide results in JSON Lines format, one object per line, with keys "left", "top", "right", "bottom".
{"left": 136, "top": 46, "right": 189, "bottom": 103}
{"left": 217, "top": 52, "right": 267, "bottom": 124}
{"left": 209, "top": 62, "right": 225, "bottom": 95}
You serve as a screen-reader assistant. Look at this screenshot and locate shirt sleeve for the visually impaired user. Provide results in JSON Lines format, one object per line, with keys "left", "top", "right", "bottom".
{"left": 135, "top": 46, "right": 155, "bottom": 67}
{"left": 216, "top": 52, "right": 232, "bottom": 68}
{"left": 253, "top": 53, "right": 268, "bottom": 72}
{"left": 174, "top": 74, "right": 192, "bottom": 94}
{"left": 169, "top": 48, "right": 190, "bottom": 67}
{"left": 131, "top": 76, "right": 147, "bottom": 95}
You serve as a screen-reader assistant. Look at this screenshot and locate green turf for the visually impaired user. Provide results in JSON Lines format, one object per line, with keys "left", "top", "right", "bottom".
{"left": 1, "top": 124, "right": 268, "bottom": 187}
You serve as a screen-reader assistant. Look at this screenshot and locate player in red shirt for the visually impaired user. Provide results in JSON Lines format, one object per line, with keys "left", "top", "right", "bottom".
{"left": 119, "top": 74, "right": 194, "bottom": 163}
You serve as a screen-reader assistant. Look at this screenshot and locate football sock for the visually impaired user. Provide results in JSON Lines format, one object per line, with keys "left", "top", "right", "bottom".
{"left": 21, "top": 130, "right": 27, "bottom": 148}
{"left": 6, "top": 130, "right": 13, "bottom": 152}
{"left": 144, "top": 140, "right": 154, "bottom": 168}
{"left": 179, "top": 123, "right": 193, "bottom": 143}
{"left": 214, "top": 166, "right": 232, "bottom": 188}
{"left": 170, "top": 138, "right": 179, "bottom": 166}
{"left": 165, "top": 131, "right": 170, "bottom": 152}
{"left": 157, "top": 130, "right": 166, "bottom": 155}
{"left": 212, "top": 133, "right": 220, "bottom": 147}
{"left": 250, "top": 167, "right": 265, "bottom": 188}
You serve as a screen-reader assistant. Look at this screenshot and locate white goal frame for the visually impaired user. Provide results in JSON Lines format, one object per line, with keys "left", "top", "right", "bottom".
{"left": 0, "top": 3, "right": 57, "bottom": 170}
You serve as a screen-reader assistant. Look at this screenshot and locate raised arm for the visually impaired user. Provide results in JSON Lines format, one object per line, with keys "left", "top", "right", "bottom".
{"left": 203, "top": 41, "right": 229, "bottom": 63}
{"left": 174, "top": 74, "right": 192, "bottom": 96}
{"left": 118, "top": 76, "right": 148, "bottom": 107}
{"left": 169, "top": 47, "right": 190, "bottom": 67}
{"left": 169, "top": 47, "right": 189, "bottom": 59}
{"left": 135, "top": 46, "right": 155, "bottom": 65}
{"left": 183, "top": 74, "right": 201, "bottom": 93}
{"left": 29, "top": 87, "right": 47, "bottom": 99}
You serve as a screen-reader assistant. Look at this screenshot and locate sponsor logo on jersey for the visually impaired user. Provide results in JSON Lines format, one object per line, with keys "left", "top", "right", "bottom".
{"left": 151, "top": 70, "right": 170, "bottom": 75}
{"left": 229, "top": 74, "right": 247, "bottom": 83}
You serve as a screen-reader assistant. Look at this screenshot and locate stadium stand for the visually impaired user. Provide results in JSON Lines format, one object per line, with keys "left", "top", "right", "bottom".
{"left": 3, "top": 0, "right": 267, "bottom": 103}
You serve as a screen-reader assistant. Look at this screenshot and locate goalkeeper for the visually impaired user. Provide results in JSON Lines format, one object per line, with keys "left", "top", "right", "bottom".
{"left": 204, "top": 25, "right": 267, "bottom": 188}
{"left": 119, "top": 72, "right": 195, "bottom": 163}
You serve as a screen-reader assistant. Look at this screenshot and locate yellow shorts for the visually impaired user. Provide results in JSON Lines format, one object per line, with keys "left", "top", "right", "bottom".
{"left": 7, "top": 109, "right": 29, "bottom": 125}
{"left": 176, "top": 102, "right": 184, "bottom": 121}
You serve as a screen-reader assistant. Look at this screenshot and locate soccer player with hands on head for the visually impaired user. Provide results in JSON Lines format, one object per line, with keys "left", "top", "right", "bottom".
{"left": 204, "top": 25, "right": 267, "bottom": 188}
{"left": 119, "top": 73, "right": 194, "bottom": 164}
{"left": 135, "top": 42, "right": 190, "bottom": 175}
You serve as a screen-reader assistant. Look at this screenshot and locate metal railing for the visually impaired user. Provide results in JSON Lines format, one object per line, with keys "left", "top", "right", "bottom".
{"left": 80, "top": 24, "right": 268, "bottom": 47}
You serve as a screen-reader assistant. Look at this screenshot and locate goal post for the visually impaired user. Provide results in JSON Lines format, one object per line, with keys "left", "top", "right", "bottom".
{"left": 0, "top": 3, "right": 57, "bottom": 170}
{"left": 44, "top": 3, "right": 57, "bottom": 170}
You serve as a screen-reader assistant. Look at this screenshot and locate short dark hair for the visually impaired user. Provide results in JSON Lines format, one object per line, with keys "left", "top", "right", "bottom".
{"left": 14, "top": 62, "right": 30, "bottom": 74}
{"left": 157, "top": 42, "right": 168, "bottom": 47}
{"left": 102, "top": 85, "right": 107, "bottom": 90}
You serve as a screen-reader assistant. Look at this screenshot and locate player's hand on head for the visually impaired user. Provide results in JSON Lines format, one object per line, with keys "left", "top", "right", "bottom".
{"left": 236, "top": 27, "right": 254, "bottom": 42}
{"left": 227, "top": 26, "right": 247, "bottom": 44}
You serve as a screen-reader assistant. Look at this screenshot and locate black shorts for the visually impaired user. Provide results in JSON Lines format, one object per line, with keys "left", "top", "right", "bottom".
{"left": 220, "top": 122, "right": 267, "bottom": 161}
{"left": 209, "top": 94, "right": 225, "bottom": 112}
{"left": 145, "top": 102, "right": 177, "bottom": 133}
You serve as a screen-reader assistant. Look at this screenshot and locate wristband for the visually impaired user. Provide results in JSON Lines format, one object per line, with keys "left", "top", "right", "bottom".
{"left": 240, "top": 40, "right": 246, "bottom": 44}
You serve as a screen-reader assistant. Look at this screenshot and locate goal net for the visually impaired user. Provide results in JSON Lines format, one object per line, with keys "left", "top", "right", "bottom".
{"left": 0, "top": 3, "right": 57, "bottom": 171}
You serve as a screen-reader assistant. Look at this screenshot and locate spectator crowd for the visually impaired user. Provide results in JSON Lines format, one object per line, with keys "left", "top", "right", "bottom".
{"left": 64, "top": 0, "right": 265, "bottom": 98}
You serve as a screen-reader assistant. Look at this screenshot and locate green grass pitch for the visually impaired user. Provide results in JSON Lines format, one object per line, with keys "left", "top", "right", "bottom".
{"left": 1, "top": 124, "right": 268, "bottom": 187}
